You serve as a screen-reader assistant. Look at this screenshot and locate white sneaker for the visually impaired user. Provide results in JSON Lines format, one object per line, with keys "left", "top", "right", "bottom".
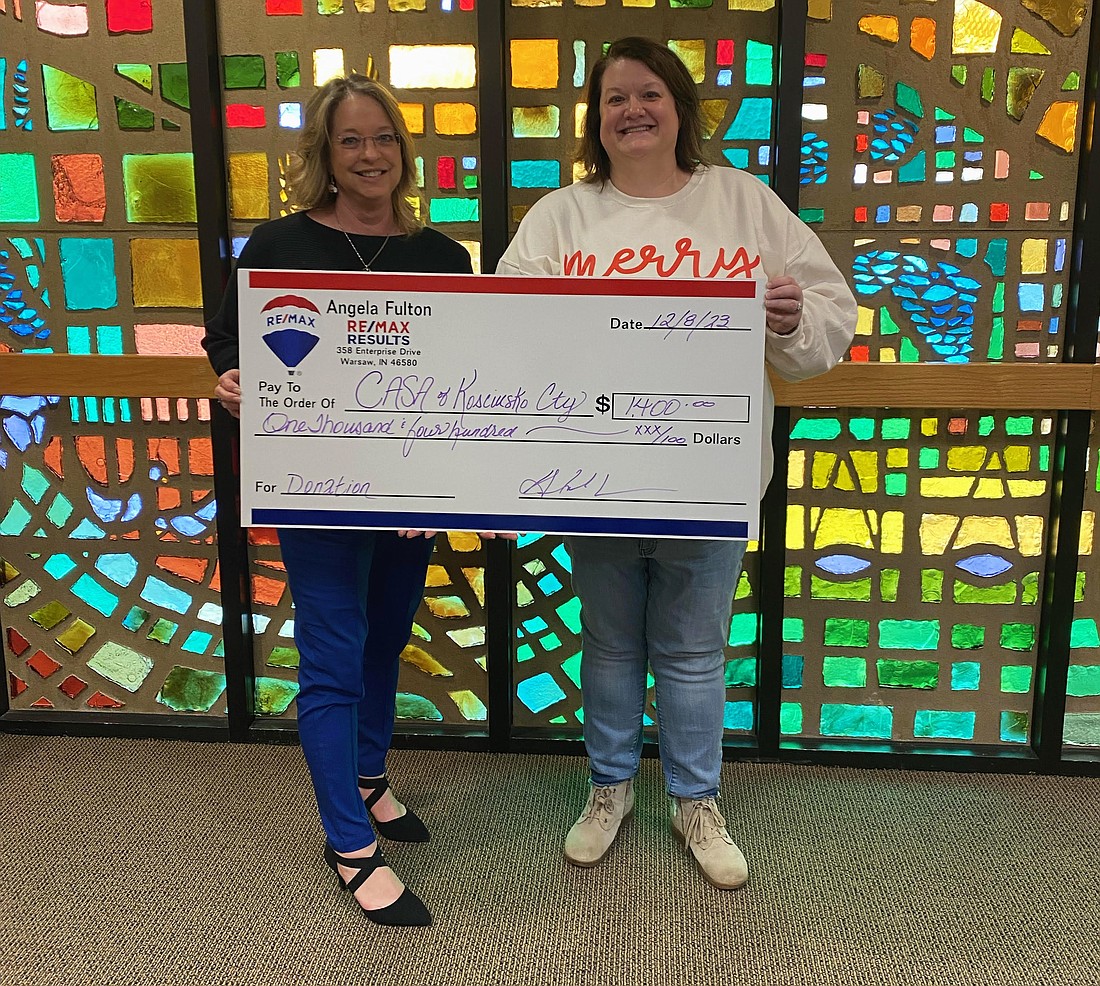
{"left": 563, "top": 780, "right": 635, "bottom": 867}
{"left": 671, "top": 796, "right": 749, "bottom": 889}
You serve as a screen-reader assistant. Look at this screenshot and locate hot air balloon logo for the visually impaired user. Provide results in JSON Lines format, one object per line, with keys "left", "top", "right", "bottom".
{"left": 261, "top": 295, "right": 321, "bottom": 368}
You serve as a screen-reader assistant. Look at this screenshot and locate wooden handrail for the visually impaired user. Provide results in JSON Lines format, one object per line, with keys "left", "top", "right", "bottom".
{"left": 2, "top": 353, "right": 1099, "bottom": 409}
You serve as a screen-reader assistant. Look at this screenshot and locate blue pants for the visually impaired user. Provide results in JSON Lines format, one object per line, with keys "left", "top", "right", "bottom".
{"left": 278, "top": 528, "right": 434, "bottom": 853}
{"left": 565, "top": 536, "right": 747, "bottom": 800}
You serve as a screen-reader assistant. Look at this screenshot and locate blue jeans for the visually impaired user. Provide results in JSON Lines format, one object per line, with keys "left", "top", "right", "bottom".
{"left": 565, "top": 536, "right": 747, "bottom": 800}
{"left": 278, "top": 528, "right": 434, "bottom": 853}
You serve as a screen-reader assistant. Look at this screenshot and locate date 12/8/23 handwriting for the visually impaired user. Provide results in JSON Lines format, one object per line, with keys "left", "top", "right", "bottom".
{"left": 609, "top": 311, "right": 741, "bottom": 342}
{"left": 518, "top": 467, "right": 675, "bottom": 501}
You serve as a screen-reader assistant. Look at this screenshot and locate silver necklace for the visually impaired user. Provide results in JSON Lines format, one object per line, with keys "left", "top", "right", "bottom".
{"left": 340, "top": 226, "right": 391, "bottom": 271}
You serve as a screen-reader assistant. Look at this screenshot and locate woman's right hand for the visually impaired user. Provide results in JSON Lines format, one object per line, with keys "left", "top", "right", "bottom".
{"left": 214, "top": 368, "right": 242, "bottom": 419}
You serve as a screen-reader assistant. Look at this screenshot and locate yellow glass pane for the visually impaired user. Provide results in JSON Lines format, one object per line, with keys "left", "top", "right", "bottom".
{"left": 575, "top": 102, "right": 586, "bottom": 138}
{"left": 812, "top": 451, "right": 837, "bottom": 489}
{"left": 786, "top": 505, "right": 805, "bottom": 550}
{"left": 458, "top": 240, "right": 481, "bottom": 274}
{"left": 814, "top": 508, "right": 873, "bottom": 549}
{"left": 956, "top": 515, "right": 1014, "bottom": 549}
{"left": 131, "top": 239, "right": 202, "bottom": 308}
{"left": 1004, "top": 446, "right": 1032, "bottom": 471}
{"left": 699, "top": 99, "right": 729, "bottom": 140}
{"left": 228, "top": 152, "right": 269, "bottom": 220}
{"left": 513, "top": 105, "right": 560, "bottom": 138}
{"left": 623, "top": 0, "right": 655, "bottom": 7}
{"left": 881, "top": 512, "right": 904, "bottom": 554}
{"left": 807, "top": 0, "right": 831, "bottom": 18}
{"left": 668, "top": 40, "right": 705, "bottom": 85}
{"left": 952, "top": 0, "right": 1003, "bottom": 55}
{"left": 729, "top": 0, "right": 774, "bottom": 9}
{"left": 910, "top": 17, "right": 936, "bottom": 60}
{"left": 947, "top": 447, "right": 987, "bottom": 471}
{"left": 858, "top": 15, "right": 899, "bottom": 44}
{"left": 1036, "top": 100, "right": 1078, "bottom": 152}
{"left": 1008, "top": 479, "right": 1046, "bottom": 497}
{"left": 788, "top": 449, "right": 806, "bottom": 489}
{"left": 434, "top": 102, "right": 477, "bottom": 135}
{"left": 314, "top": 48, "right": 345, "bottom": 86}
{"left": 389, "top": 0, "right": 426, "bottom": 9}
{"left": 1021, "top": 239, "right": 1048, "bottom": 274}
{"left": 920, "top": 514, "right": 960, "bottom": 555}
{"left": 886, "top": 448, "right": 908, "bottom": 468}
{"left": 1021, "top": 0, "right": 1087, "bottom": 37}
{"left": 353, "top": 0, "right": 375, "bottom": 10}
{"left": 574, "top": 0, "right": 605, "bottom": 6}
{"left": 974, "top": 478, "right": 1006, "bottom": 498}
{"left": 511, "top": 39, "right": 559, "bottom": 89}
{"left": 511, "top": 0, "right": 562, "bottom": 5}
{"left": 1011, "top": 27, "right": 1051, "bottom": 54}
{"left": 1017, "top": 516, "right": 1044, "bottom": 556}
{"left": 1079, "top": 512, "right": 1094, "bottom": 555}
{"left": 399, "top": 102, "right": 425, "bottom": 135}
{"left": 921, "top": 477, "right": 977, "bottom": 497}
{"left": 390, "top": 45, "right": 477, "bottom": 89}
{"left": 572, "top": 161, "right": 587, "bottom": 183}
{"left": 850, "top": 451, "right": 878, "bottom": 492}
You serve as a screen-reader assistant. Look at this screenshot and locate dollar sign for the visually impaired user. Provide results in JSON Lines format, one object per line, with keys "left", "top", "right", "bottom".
{"left": 596, "top": 394, "right": 611, "bottom": 414}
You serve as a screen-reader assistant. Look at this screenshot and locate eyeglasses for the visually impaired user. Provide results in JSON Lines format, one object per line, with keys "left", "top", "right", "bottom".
{"left": 333, "top": 133, "right": 401, "bottom": 151}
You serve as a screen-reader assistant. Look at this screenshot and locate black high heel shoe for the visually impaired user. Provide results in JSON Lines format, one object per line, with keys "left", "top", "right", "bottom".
{"left": 323, "top": 842, "right": 431, "bottom": 927}
{"left": 359, "top": 775, "right": 430, "bottom": 843}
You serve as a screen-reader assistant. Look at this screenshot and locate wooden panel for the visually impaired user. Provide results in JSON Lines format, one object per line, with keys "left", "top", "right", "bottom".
{"left": 769, "top": 363, "right": 1100, "bottom": 410}
{"left": 2, "top": 354, "right": 1098, "bottom": 408}
{"left": 0, "top": 355, "right": 217, "bottom": 398}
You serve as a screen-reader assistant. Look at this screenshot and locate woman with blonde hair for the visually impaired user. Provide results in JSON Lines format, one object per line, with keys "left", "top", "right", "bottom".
{"left": 204, "top": 74, "right": 473, "bottom": 927}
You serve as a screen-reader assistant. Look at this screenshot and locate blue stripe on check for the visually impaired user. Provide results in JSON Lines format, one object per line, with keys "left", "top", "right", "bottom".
{"left": 250, "top": 509, "right": 748, "bottom": 540}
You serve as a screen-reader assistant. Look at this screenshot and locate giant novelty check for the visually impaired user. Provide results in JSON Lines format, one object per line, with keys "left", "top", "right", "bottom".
{"left": 238, "top": 270, "right": 766, "bottom": 539}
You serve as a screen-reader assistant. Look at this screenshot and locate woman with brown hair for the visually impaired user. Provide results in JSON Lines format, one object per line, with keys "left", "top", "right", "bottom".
{"left": 204, "top": 75, "right": 473, "bottom": 927}
{"left": 499, "top": 37, "right": 856, "bottom": 890}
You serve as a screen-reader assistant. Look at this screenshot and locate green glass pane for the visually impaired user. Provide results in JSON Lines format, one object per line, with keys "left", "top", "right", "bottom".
{"left": 159, "top": 63, "right": 190, "bottom": 110}
{"left": 1000, "top": 665, "right": 1033, "bottom": 693}
{"left": 276, "top": 51, "right": 301, "bottom": 88}
{"left": 823, "top": 618, "right": 869, "bottom": 648}
{"left": 877, "top": 659, "right": 939, "bottom": 689}
{"left": 823, "top": 657, "right": 867, "bottom": 688}
{"left": 223, "top": 54, "right": 266, "bottom": 89}
{"left": 951, "top": 624, "right": 985, "bottom": 649}
{"left": 42, "top": 65, "right": 99, "bottom": 130}
{"left": 115, "top": 97, "right": 154, "bottom": 130}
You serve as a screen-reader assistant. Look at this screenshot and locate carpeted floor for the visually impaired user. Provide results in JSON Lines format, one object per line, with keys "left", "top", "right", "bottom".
{"left": 1, "top": 734, "right": 1097, "bottom": 986}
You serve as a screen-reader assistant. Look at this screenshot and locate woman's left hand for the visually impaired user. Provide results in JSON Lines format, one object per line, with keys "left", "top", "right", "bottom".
{"left": 764, "top": 276, "right": 804, "bottom": 336}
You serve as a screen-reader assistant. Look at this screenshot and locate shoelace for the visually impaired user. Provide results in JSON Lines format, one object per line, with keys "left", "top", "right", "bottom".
{"left": 582, "top": 786, "right": 621, "bottom": 829}
{"left": 682, "top": 798, "right": 733, "bottom": 849}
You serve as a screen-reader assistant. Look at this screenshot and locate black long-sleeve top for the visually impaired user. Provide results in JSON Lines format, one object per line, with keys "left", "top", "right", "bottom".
{"left": 202, "top": 211, "right": 474, "bottom": 376}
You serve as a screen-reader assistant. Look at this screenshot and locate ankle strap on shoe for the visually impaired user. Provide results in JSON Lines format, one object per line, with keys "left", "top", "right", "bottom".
{"left": 358, "top": 775, "right": 390, "bottom": 812}
{"left": 330, "top": 845, "right": 390, "bottom": 894}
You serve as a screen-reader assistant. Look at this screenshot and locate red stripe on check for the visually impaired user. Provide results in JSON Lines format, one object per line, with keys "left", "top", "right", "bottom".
{"left": 246, "top": 270, "right": 758, "bottom": 300}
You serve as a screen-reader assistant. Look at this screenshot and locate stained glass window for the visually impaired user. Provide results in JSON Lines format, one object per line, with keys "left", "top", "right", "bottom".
{"left": 784, "top": 408, "right": 1052, "bottom": 745}
{"left": 1, "top": 3, "right": 223, "bottom": 716}
{"left": 1067, "top": 423, "right": 1100, "bottom": 748}
{"left": 801, "top": 1, "right": 1091, "bottom": 364}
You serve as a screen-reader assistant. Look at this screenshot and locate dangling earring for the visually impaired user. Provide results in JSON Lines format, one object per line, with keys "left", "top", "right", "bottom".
{"left": 328, "top": 176, "right": 338, "bottom": 195}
